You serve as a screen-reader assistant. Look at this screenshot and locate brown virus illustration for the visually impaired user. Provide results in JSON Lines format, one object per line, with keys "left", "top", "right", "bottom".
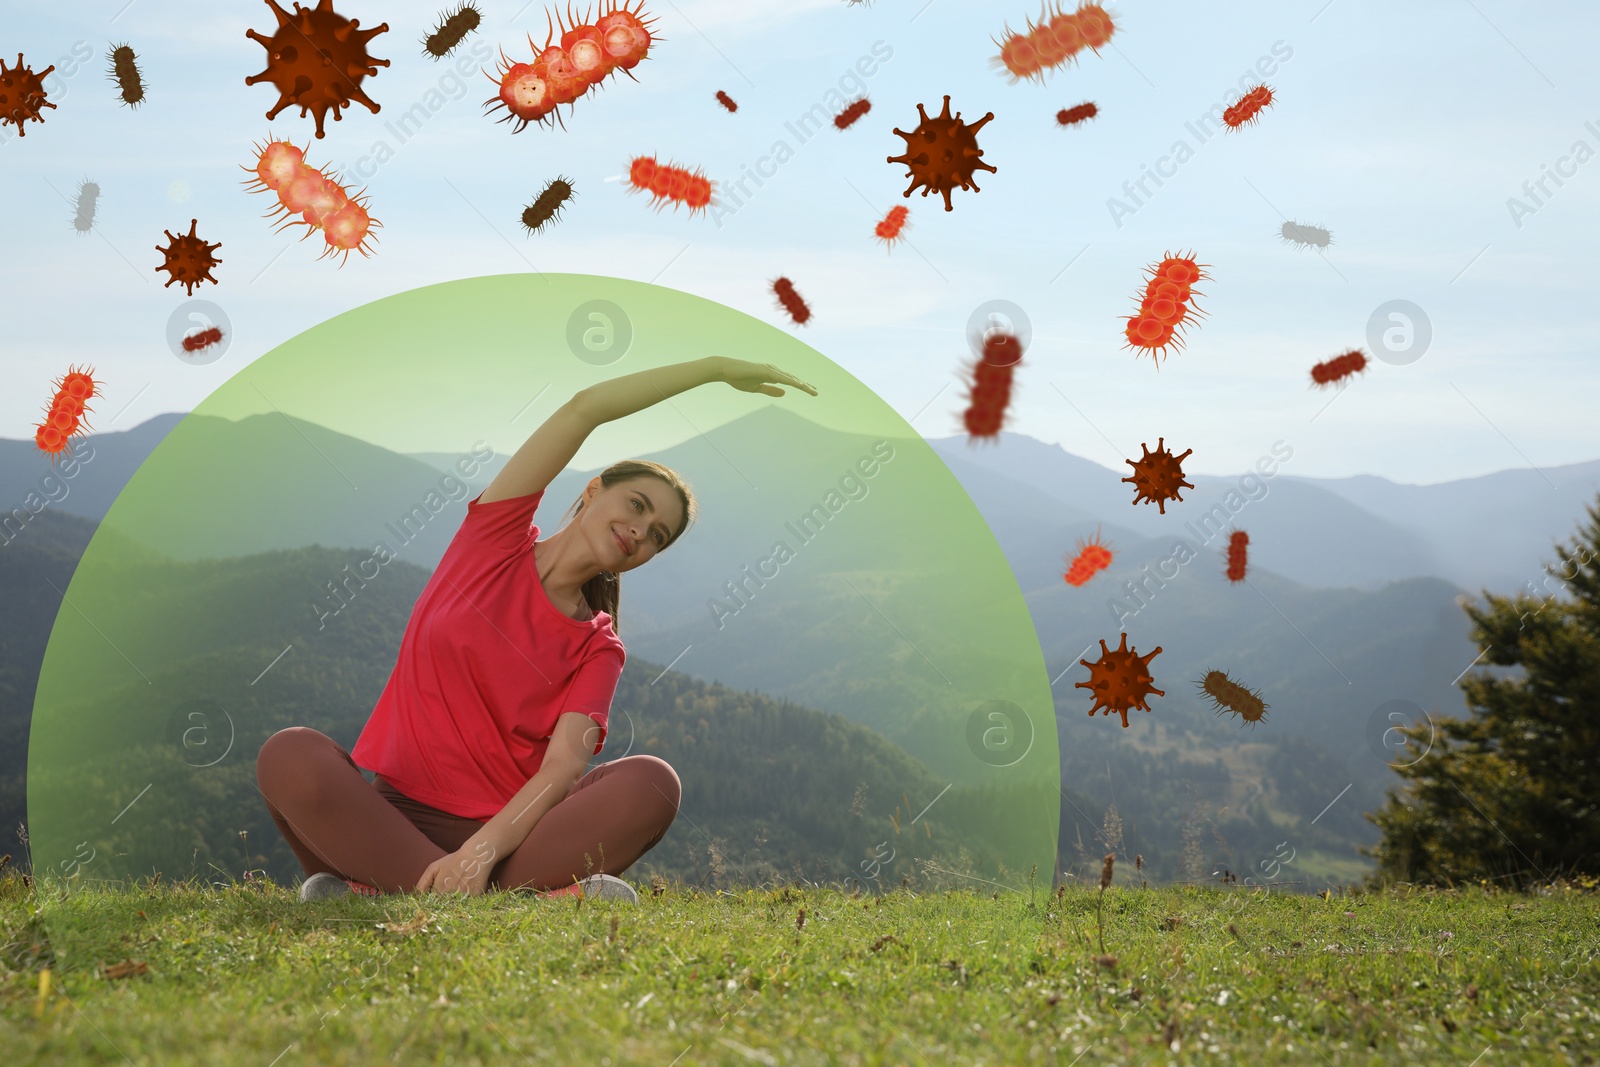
{"left": 1122, "top": 437, "right": 1194, "bottom": 514}
{"left": 0, "top": 53, "right": 58, "bottom": 137}
{"left": 1196, "top": 669, "right": 1269, "bottom": 727}
{"left": 887, "top": 94, "right": 996, "bottom": 212}
{"left": 154, "top": 219, "right": 222, "bottom": 295}
{"left": 245, "top": 0, "right": 391, "bottom": 139}
{"left": 1076, "top": 633, "right": 1164, "bottom": 728}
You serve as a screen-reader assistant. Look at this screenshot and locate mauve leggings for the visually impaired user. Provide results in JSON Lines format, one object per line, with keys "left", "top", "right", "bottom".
{"left": 255, "top": 726, "right": 681, "bottom": 894}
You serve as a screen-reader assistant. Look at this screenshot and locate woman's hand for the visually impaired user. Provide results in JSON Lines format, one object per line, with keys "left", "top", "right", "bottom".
{"left": 716, "top": 358, "right": 818, "bottom": 398}
{"left": 416, "top": 840, "right": 498, "bottom": 896}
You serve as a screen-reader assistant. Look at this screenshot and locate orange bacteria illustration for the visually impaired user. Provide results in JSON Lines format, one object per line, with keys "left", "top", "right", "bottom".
{"left": 155, "top": 219, "right": 222, "bottom": 294}
{"left": 243, "top": 136, "right": 380, "bottom": 264}
{"left": 962, "top": 329, "right": 1023, "bottom": 442}
{"left": 772, "top": 277, "right": 811, "bottom": 326}
{"left": 625, "top": 155, "right": 713, "bottom": 214}
{"left": 1223, "top": 84, "right": 1274, "bottom": 130}
{"left": 0, "top": 53, "right": 58, "bottom": 137}
{"left": 484, "top": 0, "right": 659, "bottom": 133}
{"left": 874, "top": 205, "right": 910, "bottom": 251}
{"left": 1122, "top": 437, "right": 1194, "bottom": 514}
{"left": 1124, "top": 251, "right": 1209, "bottom": 366}
{"left": 34, "top": 365, "right": 101, "bottom": 467}
{"left": 1197, "top": 669, "right": 1269, "bottom": 727}
{"left": 1064, "top": 528, "right": 1113, "bottom": 586}
{"left": 1311, "top": 348, "right": 1369, "bottom": 388}
{"left": 835, "top": 97, "right": 871, "bottom": 130}
{"left": 993, "top": 2, "right": 1116, "bottom": 85}
{"left": 1056, "top": 101, "right": 1098, "bottom": 127}
{"left": 1226, "top": 529, "right": 1248, "bottom": 582}
{"left": 1076, "top": 633, "right": 1164, "bottom": 728}
{"left": 715, "top": 89, "right": 737, "bottom": 112}
{"left": 245, "top": 0, "right": 391, "bottom": 139}
{"left": 888, "top": 95, "right": 996, "bottom": 212}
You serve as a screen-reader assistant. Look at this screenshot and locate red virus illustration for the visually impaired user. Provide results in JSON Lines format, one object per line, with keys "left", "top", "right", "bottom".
{"left": 1280, "top": 221, "right": 1332, "bottom": 249}
{"left": 888, "top": 95, "right": 996, "bottom": 212}
{"left": 1076, "top": 633, "right": 1164, "bottom": 728}
{"left": 245, "top": 0, "right": 391, "bottom": 139}
{"left": 1056, "top": 101, "right": 1097, "bottom": 127}
{"left": 772, "top": 276, "right": 811, "bottom": 326}
{"left": 1123, "top": 251, "right": 1209, "bottom": 366}
{"left": 874, "top": 205, "right": 910, "bottom": 251}
{"left": 962, "top": 329, "right": 1024, "bottom": 442}
{"left": 993, "top": 2, "right": 1117, "bottom": 85}
{"left": 182, "top": 326, "right": 226, "bottom": 353}
{"left": 1122, "top": 437, "right": 1194, "bottom": 514}
{"left": 522, "top": 175, "right": 576, "bottom": 235}
{"left": 625, "top": 155, "right": 714, "bottom": 215}
{"left": 155, "top": 219, "right": 222, "bottom": 295}
{"left": 0, "top": 53, "right": 59, "bottom": 137}
{"left": 1196, "top": 669, "right": 1269, "bottom": 727}
{"left": 1310, "top": 348, "right": 1369, "bottom": 389}
{"left": 242, "top": 136, "right": 381, "bottom": 264}
{"left": 424, "top": 1, "right": 482, "bottom": 59}
{"left": 107, "top": 44, "right": 146, "bottom": 108}
{"left": 835, "top": 96, "right": 871, "bottom": 130}
{"left": 715, "top": 90, "right": 737, "bottom": 113}
{"left": 34, "top": 365, "right": 101, "bottom": 468}
{"left": 72, "top": 180, "right": 100, "bottom": 234}
{"left": 1223, "top": 84, "right": 1274, "bottom": 130}
{"left": 1064, "top": 527, "right": 1114, "bottom": 587}
{"left": 1226, "top": 529, "right": 1248, "bottom": 583}
{"left": 483, "top": 1, "right": 659, "bottom": 133}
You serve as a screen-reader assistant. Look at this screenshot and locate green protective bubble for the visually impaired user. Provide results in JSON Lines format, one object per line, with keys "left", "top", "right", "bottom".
{"left": 27, "top": 273, "right": 1058, "bottom": 896}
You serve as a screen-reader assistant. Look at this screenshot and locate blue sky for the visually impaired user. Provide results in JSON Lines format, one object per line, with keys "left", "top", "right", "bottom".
{"left": 2, "top": 0, "right": 1597, "bottom": 484}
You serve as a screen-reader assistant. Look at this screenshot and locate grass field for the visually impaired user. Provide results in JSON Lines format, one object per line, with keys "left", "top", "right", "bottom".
{"left": 2, "top": 866, "right": 1596, "bottom": 1066}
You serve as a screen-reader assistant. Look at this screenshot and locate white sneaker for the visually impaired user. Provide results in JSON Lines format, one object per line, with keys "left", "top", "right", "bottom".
{"left": 539, "top": 873, "right": 639, "bottom": 902}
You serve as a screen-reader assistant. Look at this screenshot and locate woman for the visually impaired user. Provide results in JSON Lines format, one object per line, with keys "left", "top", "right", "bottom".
{"left": 255, "top": 355, "right": 819, "bottom": 900}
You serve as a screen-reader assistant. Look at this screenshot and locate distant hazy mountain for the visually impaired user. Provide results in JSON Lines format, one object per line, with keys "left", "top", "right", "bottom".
{"left": 928, "top": 431, "right": 1600, "bottom": 596}
{"left": 6, "top": 412, "right": 1596, "bottom": 890}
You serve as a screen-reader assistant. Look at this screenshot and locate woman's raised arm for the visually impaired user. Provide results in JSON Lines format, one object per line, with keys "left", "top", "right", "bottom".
{"left": 479, "top": 356, "right": 817, "bottom": 504}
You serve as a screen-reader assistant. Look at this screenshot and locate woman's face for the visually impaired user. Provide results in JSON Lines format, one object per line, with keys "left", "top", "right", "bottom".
{"left": 581, "top": 476, "right": 686, "bottom": 573}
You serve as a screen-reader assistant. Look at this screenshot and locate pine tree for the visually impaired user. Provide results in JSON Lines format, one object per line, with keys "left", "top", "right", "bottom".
{"left": 1360, "top": 496, "right": 1600, "bottom": 889}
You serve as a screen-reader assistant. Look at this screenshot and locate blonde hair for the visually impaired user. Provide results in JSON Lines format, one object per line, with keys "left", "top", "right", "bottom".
{"left": 561, "top": 460, "right": 698, "bottom": 635}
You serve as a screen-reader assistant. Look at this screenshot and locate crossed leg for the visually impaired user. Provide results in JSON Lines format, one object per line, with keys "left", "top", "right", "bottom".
{"left": 255, "top": 726, "right": 681, "bottom": 895}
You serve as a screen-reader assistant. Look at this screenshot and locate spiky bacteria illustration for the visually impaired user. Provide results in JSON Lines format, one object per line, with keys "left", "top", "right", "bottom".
{"left": 993, "top": 2, "right": 1116, "bottom": 84}
{"left": 245, "top": 0, "right": 390, "bottom": 139}
{"left": 1077, "top": 633, "right": 1164, "bottom": 728}
{"left": 107, "top": 44, "right": 146, "bottom": 108}
{"left": 1311, "top": 348, "right": 1368, "bottom": 388}
{"left": 962, "top": 329, "right": 1023, "bottom": 442}
{"left": 34, "top": 366, "right": 101, "bottom": 468}
{"left": 1224, "top": 84, "right": 1274, "bottom": 130}
{"left": 1057, "top": 101, "right": 1097, "bottom": 127}
{"left": 625, "top": 155, "right": 713, "bottom": 214}
{"left": 1123, "top": 437, "right": 1193, "bottom": 513}
{"left": 888, "top": 95, "right": 996, "bottom": 212}
{"left": 1064, "top": 528, "right": 1113, "bottom": 586}
{"left": 1226, "top": 530, "right": 1248, "bottom": 582}
{"left": 1124, "top": 252, "right": 1208, "bottom": 366}
{"left": 874, "top": 205, "right": 910, "bottom": 251}
{"left": 1197, "top": 669, "right": 1269, "bottom": 727}
{"left": 155, "top": 219, "right": 222, "bottom": 294}
{"left": 243, "top": 136, "right": 380, "bottom": 264}
{"left": 0, "top": 53, "right": 58, "bottom": 137}
{"left": 484, "top": 1, "right": 659, "bottom": 133}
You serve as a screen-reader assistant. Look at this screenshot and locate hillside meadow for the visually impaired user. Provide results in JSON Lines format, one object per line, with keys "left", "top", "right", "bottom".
{"left": 1, "top": 864, "right": 1595, "bottom": 1066}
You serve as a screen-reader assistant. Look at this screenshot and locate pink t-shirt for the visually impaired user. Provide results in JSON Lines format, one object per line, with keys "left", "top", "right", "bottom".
{"left": 351, "top": 487, "right": 626, "bottom": 820}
